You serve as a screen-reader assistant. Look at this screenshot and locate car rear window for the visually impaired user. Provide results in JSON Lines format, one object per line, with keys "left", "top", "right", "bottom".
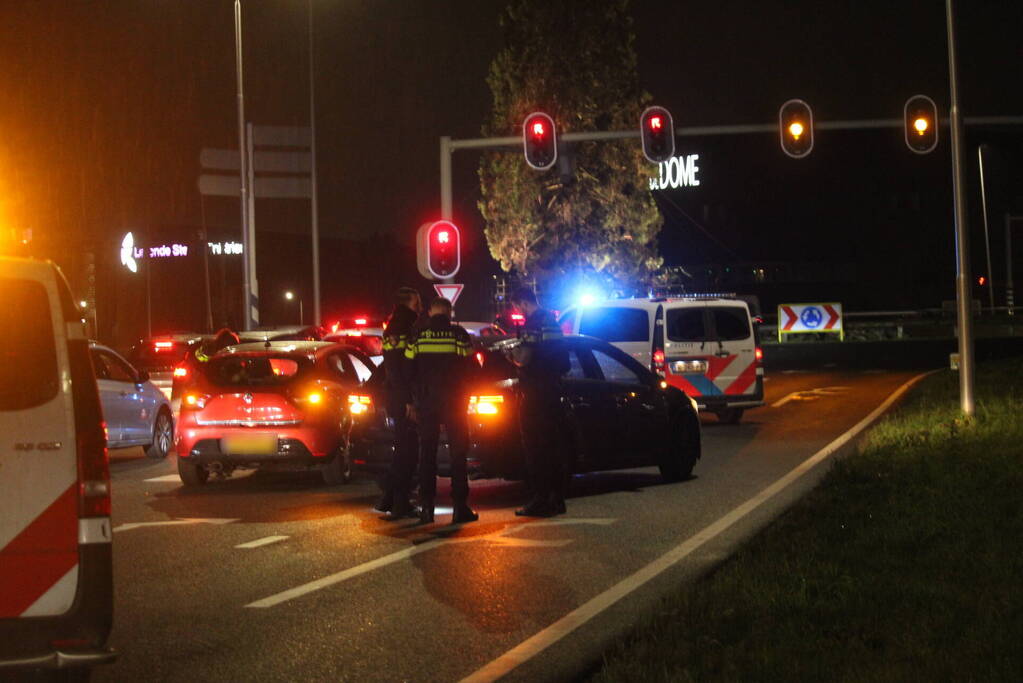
{"left": 131, "top": 340, "right": 192, "bottom": 367}
{"left": 666, "top": 308, "right": 706, "bottom": 342}
{"left": 578, "top": 307, "right": 649, "bottom": 343}
{"left": 710, "top": 307, "right": 751, "bottom": 341}
{"left": 0, "top": 277, "right": 60, "bottom": 410}
{"left": 206, "top": 355, "right": 310, "bottom": 387}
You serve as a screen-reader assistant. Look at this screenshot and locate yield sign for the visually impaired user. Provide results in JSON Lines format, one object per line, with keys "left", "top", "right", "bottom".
{"left": 433, "top": 283, "right": 464, "bottom": 307}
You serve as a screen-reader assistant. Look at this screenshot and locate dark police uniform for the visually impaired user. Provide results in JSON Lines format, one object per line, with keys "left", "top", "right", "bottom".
{"left": 379, "top": 304, "right": 420, "bottom": 513}
{"left": 517, "top": 308, "right": 570, "bottom": 514}
{"left": 403, "top": 314, "right": 475, "bottom": 519}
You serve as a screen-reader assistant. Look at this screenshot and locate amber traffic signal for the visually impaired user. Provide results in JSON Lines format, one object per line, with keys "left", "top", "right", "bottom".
{"left": 523, "top": 112, "right": 557, "bottom": 170}
{"left": 779, "top": 99, "right": 814, "bottom": 159}
{"left": 640, "top": 106, "right": 675, "bottom": 163}
{"left": 904, "top": 95, "right": 938, "bottom": 154}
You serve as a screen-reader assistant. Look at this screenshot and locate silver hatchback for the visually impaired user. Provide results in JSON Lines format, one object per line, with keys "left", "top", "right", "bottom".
{"left": 89, "top": 342, "right": 174, "bottom": 458}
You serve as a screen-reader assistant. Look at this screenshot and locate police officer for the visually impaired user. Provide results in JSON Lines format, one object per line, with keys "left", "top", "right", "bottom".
{"left": 509, "top": 287, "right": 570, "bottom": 517}
{"left": 402, "top": 297, "right": 478, "bottom": 524}
{"left": 174, "top": 328, "right": 239, "bottom": 402}
{"left": 376, "top": 287, "right": 422, "bottom": 518}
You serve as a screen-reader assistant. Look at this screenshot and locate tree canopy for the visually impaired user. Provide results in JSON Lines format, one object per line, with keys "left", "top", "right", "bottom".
{"left": 478, "top": 0, "right": 663, "bottom": 297}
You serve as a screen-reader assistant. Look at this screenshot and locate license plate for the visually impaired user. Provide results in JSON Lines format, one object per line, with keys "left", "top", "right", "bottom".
{"left": 671, "top": 359, "right": 709, "bottom": 374}
{"left": 221, "top": 434, "right": 278, "bottom": 455}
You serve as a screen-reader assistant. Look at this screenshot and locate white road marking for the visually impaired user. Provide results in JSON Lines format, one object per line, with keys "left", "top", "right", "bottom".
{"left": 113, "top": 518, "right": 239, "bottom": 533}
{"left": 771, "top": 385, "right": 850, "bottom": 408}
{"left": 459, "top": 371, "right": 934, "bottom": 683}
{"left": 143, "top": 474, "right": 182, "bottom": 483}
{"left": 236, "top": 535, "right": 289, "bottom": 549}
{"left": 246, "top": 518, "right": 616, "bottom": 609}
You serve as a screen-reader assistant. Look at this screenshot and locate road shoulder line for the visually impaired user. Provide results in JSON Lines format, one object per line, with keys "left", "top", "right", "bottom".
{"left": 459, "top": 371, "right": 934, "bottom": 683}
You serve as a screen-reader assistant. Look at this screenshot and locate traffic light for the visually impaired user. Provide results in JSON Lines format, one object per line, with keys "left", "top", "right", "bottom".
{"left": 779, "top": 99, "right": 814, "bottom": 158}
{"left": 640, "top": 106, "right": 675, "bottom": 163}
{"left": 416, "top": 220, "right": 460, "bottom": 280}
{"left": 523, "top": 112, "right": 557, "bottom": 170}
{"left": 904, "top": 95, "right": 938, "bottom": 154}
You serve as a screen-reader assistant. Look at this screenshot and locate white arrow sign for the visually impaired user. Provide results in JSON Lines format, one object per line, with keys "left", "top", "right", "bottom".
{"left": 434, "top": 283, "right": 464, "bottom": 307}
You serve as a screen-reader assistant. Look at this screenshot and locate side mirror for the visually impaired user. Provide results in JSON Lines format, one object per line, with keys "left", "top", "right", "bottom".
{"left": 136, "top": 370, "right": 150, "bottom": 384}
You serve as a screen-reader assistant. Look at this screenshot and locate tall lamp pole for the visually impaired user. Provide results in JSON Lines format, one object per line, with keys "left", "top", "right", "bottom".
{"left": 235, "top": 0, "right": 255, "bottom": 331}
{"left": 946, "top": 0, "right": 975, "bottom": 416}
{"left": 308, "top": 0, "right": 321, "bottom": 326}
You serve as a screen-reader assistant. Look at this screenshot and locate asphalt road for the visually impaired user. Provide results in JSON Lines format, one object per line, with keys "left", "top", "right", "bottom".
{"left": 96, "top": 368, "right": 919, "bottom": 682}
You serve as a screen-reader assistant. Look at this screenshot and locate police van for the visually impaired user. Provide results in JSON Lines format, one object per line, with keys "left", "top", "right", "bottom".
{"left": 0, "top": 258, "right": 115, "bottom": 675}
{"left": 559, "top": 295, "right": 764, "bottom": 423}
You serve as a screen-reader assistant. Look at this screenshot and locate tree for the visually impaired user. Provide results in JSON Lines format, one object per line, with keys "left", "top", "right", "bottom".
{"left": 478, "top": 0, "right": 663, "bottom": 299}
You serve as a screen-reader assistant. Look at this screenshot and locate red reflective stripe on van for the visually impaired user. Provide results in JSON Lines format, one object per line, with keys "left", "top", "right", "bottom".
{"left": 0, "top": 484, "right": 78, "bottom": 617}
{"left": 725, "top": 361, "right": 759, "bottom": 395}
{"left": 705, "top": 355, "right": 736, "bottom": 381}
{"left": 667, "top": 373, "right": 701, "bottom": 397}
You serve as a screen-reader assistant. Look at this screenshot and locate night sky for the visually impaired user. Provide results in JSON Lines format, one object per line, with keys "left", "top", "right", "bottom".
{"left": 2, "top": 0, "right": 1021, "bottom": 334}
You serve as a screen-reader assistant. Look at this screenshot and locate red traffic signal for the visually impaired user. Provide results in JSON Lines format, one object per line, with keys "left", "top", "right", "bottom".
{"left": 779, "top": 99, "right": 814, "bottom": 159}
{"left": 640, "top": 106, "right": 675, "bottom": 163}
{"left": 904, "top": 95, "right": 938, "bottom": 154}
{"left": 416, "top": 220, "right": 460, "bottom": 280}
{"left": 523, "top": 112, "right": 557, "bottom": 170}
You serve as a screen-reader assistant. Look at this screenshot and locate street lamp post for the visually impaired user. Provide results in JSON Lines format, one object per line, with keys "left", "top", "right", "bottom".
{"left": 235, "top": 0, "right": 256, "bottom": 331}
{"left": 308, "top": 0, "right": 321, "bottom": 327}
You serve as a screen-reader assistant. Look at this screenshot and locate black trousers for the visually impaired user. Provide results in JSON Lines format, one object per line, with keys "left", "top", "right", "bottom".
{"left": 384, "top": 395, "right": 419, "bottom": 501}
{"left": 519, "top": 386, "right": 569, "bottom": 502}
{"left": 417, "top": 399, "right": 470, "bottom": 505}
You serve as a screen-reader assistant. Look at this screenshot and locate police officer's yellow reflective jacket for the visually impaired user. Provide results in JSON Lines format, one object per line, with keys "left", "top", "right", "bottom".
{"left": 402, "top": 314, "right": 474, "bottom": 406}
{"left": 382, "top": 304, "right": 419, "bottom": 403}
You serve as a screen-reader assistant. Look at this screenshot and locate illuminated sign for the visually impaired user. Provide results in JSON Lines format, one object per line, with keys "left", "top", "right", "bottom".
{"left": 648, "top": 154, "right": 700, "bottom": 190}
{"left": 119, "top": 233, "right": 243, "bottom": 271}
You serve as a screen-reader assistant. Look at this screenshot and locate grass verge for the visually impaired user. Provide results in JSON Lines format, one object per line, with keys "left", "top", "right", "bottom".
{"left": 593, "top": 358, "right": 1023, "bottom": 682}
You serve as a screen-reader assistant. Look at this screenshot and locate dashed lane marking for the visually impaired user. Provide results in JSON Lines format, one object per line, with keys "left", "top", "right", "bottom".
{"left": 245, "top": 518, "right": 617, "bottom": 609}
{"left": 113, "top": 518, "right": 239, "bottom": 533}
{"left": 460, "top": 371, "right": 935, "bottom": 683}
{"left": 236, "top": 535, "right": 290, "bottom": 549}
{"left": 143, "top": 474, "right": 182, "bottom": 483}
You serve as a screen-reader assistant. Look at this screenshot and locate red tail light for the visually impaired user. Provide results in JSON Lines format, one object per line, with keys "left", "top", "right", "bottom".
{"left": 755, "top": 347, "right": 764, "bottom": 362}
{"left": 652, "top": 349, "right": 666, "bottom": 376}
{"left": 354, "top": 317, "right": 368, "bottom": 326}
{"left": 153, "top": 341, "right": 174, "bottom": 351}
{"left": 476, "top": 351, "right": 485, "bottom": 367}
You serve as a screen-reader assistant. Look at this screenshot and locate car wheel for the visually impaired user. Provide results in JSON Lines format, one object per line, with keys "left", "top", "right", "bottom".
{"left": 145, "top": 409, "right": 173, "bottom": 459}
{"left": 717, "top": 407, "right": 744, "bottom": 424}
{"left": 660, "top": 410, "right": 700, "bottom": 483}
{"left": 177, "top": 456, "right": 209, "bottom": 487}
{"left": 322, "top": 439, "right": 353, "bottom": 485}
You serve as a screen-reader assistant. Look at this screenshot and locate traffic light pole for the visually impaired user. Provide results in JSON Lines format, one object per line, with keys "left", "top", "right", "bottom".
{"left": 946, "top": 0, "right": 975, "bottom": 416}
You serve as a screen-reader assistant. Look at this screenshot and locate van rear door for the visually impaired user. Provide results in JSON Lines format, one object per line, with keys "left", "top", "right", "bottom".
{"left": 704, "top": 304, "right": 759, "bottom": 398}
{"left": 0, "top": 269, "right": 79, "bottom": 619}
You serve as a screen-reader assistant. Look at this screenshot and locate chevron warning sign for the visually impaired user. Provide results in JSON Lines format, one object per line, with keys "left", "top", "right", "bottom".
{"left": 778, "top": 303, "right": 843, "bottom": 341}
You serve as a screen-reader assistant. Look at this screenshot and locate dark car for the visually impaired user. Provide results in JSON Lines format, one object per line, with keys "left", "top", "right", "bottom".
{"left": 354, "top": 335, "right": 701, "bottom": 482}
{"left": 129, "top": 333, "right": 207, "bottom": 398}
{"left": 175, "top": 341, "right": 377, "bottom": 486}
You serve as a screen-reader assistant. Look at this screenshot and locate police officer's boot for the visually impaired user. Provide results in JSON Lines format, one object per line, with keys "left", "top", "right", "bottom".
{"left": 387, "top": 497, "right": 416, "bottom": 520}
{"left": 451, "top": 503, "right": 478, "bottom": 524}
{"left": 418, "top": 499, "right": 435, "bottom": 524}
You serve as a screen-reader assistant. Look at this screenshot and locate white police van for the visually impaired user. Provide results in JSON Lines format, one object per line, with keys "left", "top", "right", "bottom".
{"left": 560, "top": 295, "right": 764, "bottom": 423}
{"left": 0, "top": 257, "right": 115, "bottom": 676}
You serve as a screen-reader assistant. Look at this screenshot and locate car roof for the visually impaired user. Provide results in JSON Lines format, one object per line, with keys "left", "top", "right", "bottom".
{"left": 219, "top": 341, "right": 337, "bottom": 356}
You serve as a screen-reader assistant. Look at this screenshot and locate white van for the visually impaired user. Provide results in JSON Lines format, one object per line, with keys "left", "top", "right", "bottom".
{"left": 0, "top": 258, "right": 116, "bottom": 675}
{"left": 560, "top": 295, "right": 764, "bottom": 422}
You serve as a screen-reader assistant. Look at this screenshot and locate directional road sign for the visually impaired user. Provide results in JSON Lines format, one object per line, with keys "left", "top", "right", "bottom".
{"left": 778, "top": 303, "right": 843, "bottom": 341}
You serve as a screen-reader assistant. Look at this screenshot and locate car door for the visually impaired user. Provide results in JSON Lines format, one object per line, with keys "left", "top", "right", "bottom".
{"left": 589, "top": 343, "right": 670, "bottom": 467}
{"left": 91, "top": 349, "right": 124, "bottom": 445}
{"left": 96, "top": 349, "right": 147, "bottom": 443}
{"left": 560, "top": 342, "right": 620, "bottom": 472}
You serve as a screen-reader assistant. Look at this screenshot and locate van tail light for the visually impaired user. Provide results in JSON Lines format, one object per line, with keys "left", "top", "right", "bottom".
{"left": 67, "top": 338, "right": 110, "bottom": 518}
{"left": 652, "top": 349, "right": 666, "bottom": 376}
{"left": 755, "top": 347, "right": 764, "bottom": 362}
{"left": 469, "top": 395, "right": 504, "bottom": 416}
{"left": 348, "top": 395, "right": 372, "bottom": 415}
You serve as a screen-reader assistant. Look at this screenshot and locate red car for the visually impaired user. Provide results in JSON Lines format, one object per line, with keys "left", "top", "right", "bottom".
{"left": 174, "top": 341, "right": 376, "bottom": 487}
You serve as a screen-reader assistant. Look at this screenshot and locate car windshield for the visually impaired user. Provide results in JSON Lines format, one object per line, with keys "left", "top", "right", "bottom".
{"left": 206, "top": 355, "right": 311, "bottom": 387}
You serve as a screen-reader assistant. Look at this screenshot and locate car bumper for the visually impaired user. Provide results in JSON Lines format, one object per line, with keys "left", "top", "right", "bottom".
{"left": 176, "top": 425, "right": 343, "bottom": 465}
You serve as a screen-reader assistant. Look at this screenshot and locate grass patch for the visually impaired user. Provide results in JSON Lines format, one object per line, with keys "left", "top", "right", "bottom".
{"left": 593, "top": 358, "right": 1023, "bottom": 682}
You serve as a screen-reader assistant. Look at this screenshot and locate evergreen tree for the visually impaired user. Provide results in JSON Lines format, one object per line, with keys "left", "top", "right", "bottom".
{"left": 478, "top": 0, "right": 663, "bottom": 297}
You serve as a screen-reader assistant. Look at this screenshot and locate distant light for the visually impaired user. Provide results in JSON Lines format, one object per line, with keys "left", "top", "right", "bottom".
{"left": 532, "top": 121, "right": 545, "bottom": 137}
{"left": 978, "top": 276, "right": 986, "bottom": 286}
{"left": 354, "top": 318, "right": 368, "bottom": 326}
{"left": 914, "top": 117, "right": 929, "bottom": 134}
{"left": 79, "top": 300, "right": 88, "bottom": 309}
{"left": 284, "top": 291, "right": 295, "bottom": 301}
{"left": 330, "top": 321, "right": 340, "bottom": 333}
{"left": 788, "top": 122, "right": 804, "bottom": 140}
{"left": 649, "top": 115, "right": 662, "bottom": 130}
